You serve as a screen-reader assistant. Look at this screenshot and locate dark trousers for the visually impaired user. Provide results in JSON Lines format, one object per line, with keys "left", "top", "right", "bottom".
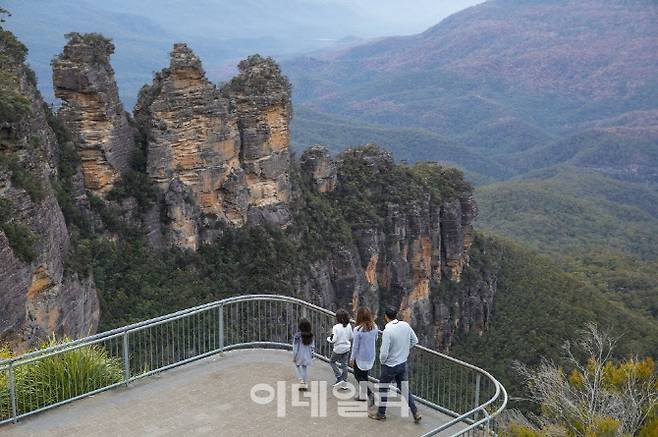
{"left": 377, "top": 362, "right": 418, "bottom": 417}
{"left": 353, "top": 362, "right": 372, "bottom": 399}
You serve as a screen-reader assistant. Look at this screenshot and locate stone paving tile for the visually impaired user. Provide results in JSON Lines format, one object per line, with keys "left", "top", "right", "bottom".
{"left": 1, "top": 349, "right": 465, "bottom": 436}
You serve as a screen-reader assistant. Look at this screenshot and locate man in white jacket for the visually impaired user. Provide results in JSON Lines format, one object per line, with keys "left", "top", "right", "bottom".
{"left": 369, "top": 307, "right": 421, "bottom": 423}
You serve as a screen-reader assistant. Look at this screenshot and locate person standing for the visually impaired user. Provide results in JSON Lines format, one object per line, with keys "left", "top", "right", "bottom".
{"left": 369, "top": 307, "right": 422, "bottom": 423}
{"left": 349, "top": 307, "right": 379, "bottom": 402}
{"left": 292, "top": 318, "right": 314, "bottom": 391}
{"left": 327, "top": 309, "right": 352, "bottom": 388}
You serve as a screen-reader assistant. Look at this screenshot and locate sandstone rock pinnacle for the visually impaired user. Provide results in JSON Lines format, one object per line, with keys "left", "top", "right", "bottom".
{"left": 135, "top": 46, "right": 293, "bottom": 249}
{"left": 52, "top": 32, "right": 135, "bottom": 196}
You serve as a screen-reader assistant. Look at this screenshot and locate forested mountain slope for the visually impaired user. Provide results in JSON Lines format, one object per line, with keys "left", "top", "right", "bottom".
{"left": 286, "top": 0, "right": 658, "bottom": 185}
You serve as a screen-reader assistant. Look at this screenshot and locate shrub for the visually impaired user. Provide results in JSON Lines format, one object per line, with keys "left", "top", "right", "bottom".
{"left": 506, "top": 324, "right": 658, "bottom": 437}
{"left": 0, "top": 196, "right": 12, "bottom": 219}
{"left": 0, "top": 221, "right": 37, "bottom": 263}
{"left": 60, "top": 32, "right": 113, "bottom": 65}
{"left": 107, "top": 169, "right": 156, "bottom": 211}
{"left": 0, "top": 27, "right": 27, "bottom": 64}
{"left": 0, "top": 70, "right": 29, "bottom": 124}
{"left": 9, "top": 165, "right": 44, "bottom": 202}
{"left": 0, "top": 153, "right": 45, "bottom": 202}
{"left": 0, "top": 337, "right": 124, "bottom": 419}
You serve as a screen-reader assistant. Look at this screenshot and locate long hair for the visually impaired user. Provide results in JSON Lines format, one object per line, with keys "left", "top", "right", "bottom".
{"left": 355, "top": 307, "right": 375, "bottom": 332}
{"left": 298, "top": 318, "right": 313, "bottom": 345}
{"left": 335, "top": 309, "right": 350, "bottom": 327}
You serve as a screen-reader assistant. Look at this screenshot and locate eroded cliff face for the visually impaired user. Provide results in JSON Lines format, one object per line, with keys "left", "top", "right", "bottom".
{"left": 52, "top": 33, "right": 135, "bottom": 196}
{"left": 296, "top": 146, "right": 487, "bottom": 351}
{"left": 135, "top": 45, "right": 292, "bottom": 249}
{"left": 300, "top": 145, "right": 337, "bottom": 193}
{"left": 0, "top": 30, "right": 99, "bottom": 352}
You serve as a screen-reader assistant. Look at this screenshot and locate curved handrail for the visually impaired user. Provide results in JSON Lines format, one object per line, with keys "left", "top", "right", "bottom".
{"left": 447, "top": 383, "right": 508, "bottom": 437}
{"left": 0, "top": 294, "right": 507, "bottom": 435}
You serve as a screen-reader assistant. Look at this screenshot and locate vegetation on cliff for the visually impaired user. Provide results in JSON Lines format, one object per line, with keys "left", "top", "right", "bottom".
{"left": 0, "top": 201, "right": 37, "bottom": 263}
{"left": 60, "top": 145, "right": 472, "bottom": 330}
{"left": 0, "top": 24, "right": 32, "bottom": 123}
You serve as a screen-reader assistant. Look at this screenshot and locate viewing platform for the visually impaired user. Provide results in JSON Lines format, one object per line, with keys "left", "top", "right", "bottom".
{"left": 0, "top": 295, "right": 507, "bottom": 436}
{"left": 3, "top": 350, "right": 460, "bottom": 436}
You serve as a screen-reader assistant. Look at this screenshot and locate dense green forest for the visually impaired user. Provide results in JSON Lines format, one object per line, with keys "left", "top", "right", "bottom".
{"left": 476, "top": 166, "right": 658, "bottom": 321}
{"left": 450, "top": 238, "right": 658, "bottom": 402}
{"left": 477, "top": 167, "right": 658, "bottom": 258}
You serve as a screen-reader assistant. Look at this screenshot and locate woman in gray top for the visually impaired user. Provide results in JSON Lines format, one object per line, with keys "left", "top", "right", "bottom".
{"left": 349, "top": 307, "right": 379, "bottom": 402}
{"left": 292, "top": 318, "right": 314, "bottom": 391}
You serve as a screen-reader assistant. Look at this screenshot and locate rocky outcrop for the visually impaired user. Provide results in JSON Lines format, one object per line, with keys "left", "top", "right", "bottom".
{"left": 430, "top": 253, "right": 497, "bottom": 350}
{"left": 52, "top": 33, "right": 135, "bottom": 196}
{"left": 441, "top": 195, "right": 477, "bottom": 281}
{"left": 297, "top": 147, "right": 486, "bottom": 351}
{"left": 134, "top": 43, "right": 241, "bottom": 249}
{"left": 222, "top": 55, "right": 293, "bottom": 226}
{"left": 135, "top": 46, "right": 292, "bottom": 249}
{"left": 0, "top": 30, "right": 99, "bottom": 352}
{"left": 300, "top": 145, "right": 337, "bottom": 193}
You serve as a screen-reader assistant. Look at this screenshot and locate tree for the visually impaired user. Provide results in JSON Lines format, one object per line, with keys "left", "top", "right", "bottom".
{"left": 503, "top": 323, "right": 657, "bottom": 436}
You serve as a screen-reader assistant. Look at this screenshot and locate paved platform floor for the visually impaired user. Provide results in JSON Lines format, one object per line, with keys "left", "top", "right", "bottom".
{"left": 1, "top": 349, "right": 463, "bottom": 436}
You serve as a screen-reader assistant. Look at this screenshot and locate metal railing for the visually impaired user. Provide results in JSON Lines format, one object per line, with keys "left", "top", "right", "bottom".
{"left": 0, "top": 294, "right": 507, "bottom": 435}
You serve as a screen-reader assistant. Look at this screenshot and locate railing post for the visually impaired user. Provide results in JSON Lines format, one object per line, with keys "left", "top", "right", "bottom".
{"left": 218, "top": 303, "right": 224, "bottom": 353}
{"left": 122, "top": 331, "right": 130, "bottom": 386}
{"left": 474, "top": 373, "right": 481, "bottom": 421}
{"left": 8, "top": 363, "right": 17, "bottom": 423}
{"left": 286, "top": 302, "right": 291, "bottom": 342}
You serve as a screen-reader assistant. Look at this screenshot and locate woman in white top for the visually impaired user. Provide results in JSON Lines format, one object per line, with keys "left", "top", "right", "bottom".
{"left": 327, "top": 309, "right": 352, "bottom": 387}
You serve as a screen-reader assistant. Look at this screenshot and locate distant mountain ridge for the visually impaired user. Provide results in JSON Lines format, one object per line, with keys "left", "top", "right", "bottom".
{"left": 286, "top": 0, "right": 658, "bottom": 185}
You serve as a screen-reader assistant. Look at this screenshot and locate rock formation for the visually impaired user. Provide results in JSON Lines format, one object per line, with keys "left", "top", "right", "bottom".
{"left": 52, "top": 32, "right": 135, "bottom": 196}
{"left": 297, "top": 147, "right": 483, "bottom": 350}
{"left": 135, "top": 46, "right": 292, "bottom": 249}
{"left": 300, "top": 145, "right": 337, "bottom": 193}
{"left": 0, "top": 30, "right": 99, "bottom": 352}
{"left": 222, "top": 55, "right": 293, "bottom": 226}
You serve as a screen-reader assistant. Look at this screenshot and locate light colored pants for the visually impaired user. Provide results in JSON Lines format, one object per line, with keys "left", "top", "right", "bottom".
{"left": 295, "top": 365, "right": 308, "bottom": 382}
{"left": 330, "top": 351, "right": 349, "bottom": 382}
